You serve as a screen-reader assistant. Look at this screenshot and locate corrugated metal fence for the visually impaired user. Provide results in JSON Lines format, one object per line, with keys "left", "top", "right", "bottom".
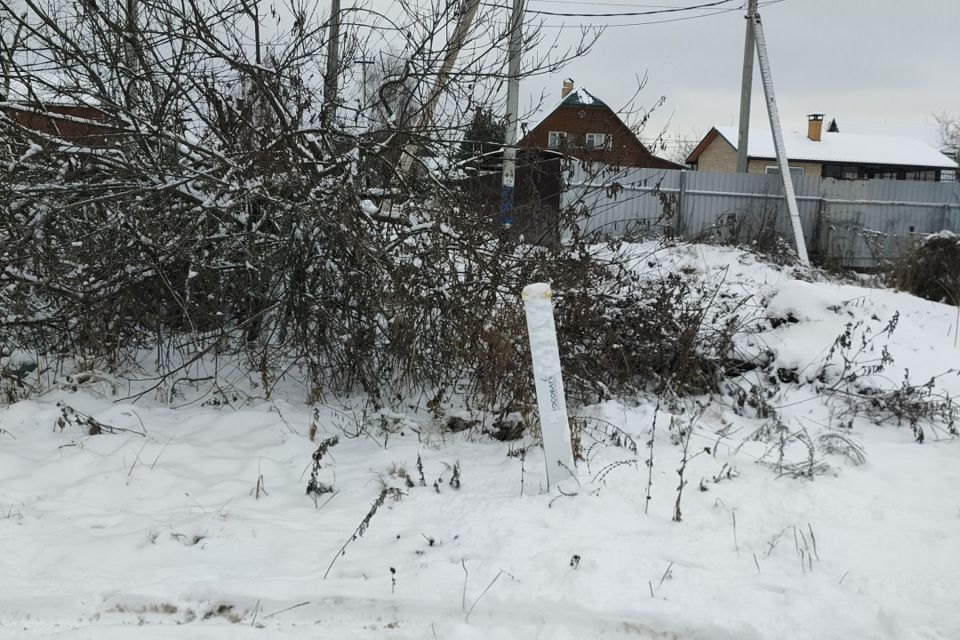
{"left": 562, "top": 166, "right": 960, "bottom": 268}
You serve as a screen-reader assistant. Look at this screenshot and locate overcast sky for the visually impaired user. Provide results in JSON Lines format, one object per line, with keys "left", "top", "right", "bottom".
{"left": 513, "top": 0, "right": 959, "bottom": 148}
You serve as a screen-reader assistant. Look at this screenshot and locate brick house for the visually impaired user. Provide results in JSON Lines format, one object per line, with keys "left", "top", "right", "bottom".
{"left": 687, "top": 114, "right": 958, "bottom": 182}
{"left": 519, "top": 80, "right": 682, "bottom": 170}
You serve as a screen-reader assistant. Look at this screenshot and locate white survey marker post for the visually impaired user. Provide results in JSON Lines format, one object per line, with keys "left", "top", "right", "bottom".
{"left": 521, "top": 283, "right": 575, "bottom": 489}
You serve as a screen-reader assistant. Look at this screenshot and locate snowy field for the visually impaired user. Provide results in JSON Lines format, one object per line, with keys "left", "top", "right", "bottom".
{"left": 2, "top": 243, "right": 960, "bottom": 639}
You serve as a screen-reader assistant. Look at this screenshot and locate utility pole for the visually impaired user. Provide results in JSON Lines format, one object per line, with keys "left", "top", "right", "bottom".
{"left": 499, "top": 0, "right": 525, "bottom": 227}
{"left": 123, "top": 0, "right": 140, "bottom": 108}
{"left": 735, "top": 0, "right": 757, "bottom": 173}
{"left": 252, "top": 0, "right": 261, "bottom": 65}
{"left": 752, "top": 11, "right": 810, "bottom": 267}
{"left": 323, "top": 0, "right": 341, "bottom": 130}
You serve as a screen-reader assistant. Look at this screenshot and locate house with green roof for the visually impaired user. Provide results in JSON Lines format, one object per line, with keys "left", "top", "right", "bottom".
{"left": 519, "top": 79, "right": 681, "bottom": 170}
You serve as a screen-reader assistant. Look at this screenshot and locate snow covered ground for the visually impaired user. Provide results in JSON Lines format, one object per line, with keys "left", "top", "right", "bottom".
{"left": 2, "top": 243, "right": 960, "bottom": 639}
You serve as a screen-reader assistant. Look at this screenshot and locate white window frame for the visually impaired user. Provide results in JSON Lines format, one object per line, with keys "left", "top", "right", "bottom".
{"left": 585, "top": 132, "right": 610, "bottom": 149}
{"left": 547, "top": 131, "right": 567, "bottom": 149}
{"left": 765, "top": 164, "right": 804, "bottom": 180}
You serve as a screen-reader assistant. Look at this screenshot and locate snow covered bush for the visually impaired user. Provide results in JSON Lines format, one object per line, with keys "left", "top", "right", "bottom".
{"left": 888, "top": 231, "right": 960, "bottom": 305}
{"left": 557, "top": 262, "right": 748, "bottom": 400}
{"left": 5, "top": 0, "right": 730, "bottom": 415}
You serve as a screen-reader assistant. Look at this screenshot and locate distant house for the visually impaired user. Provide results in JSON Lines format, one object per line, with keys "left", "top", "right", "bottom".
{"left": 0, "top": 103, "right": 112, "bottom": 146}
{"left": 519, "top": 80, "right": 682, "bottom": 170}
{"left": 686, "top": 114, "right": 958, "bottom": 182}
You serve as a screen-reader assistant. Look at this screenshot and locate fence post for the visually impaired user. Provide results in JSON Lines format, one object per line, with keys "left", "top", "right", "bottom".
{"left": 811, "top": 196, "right": 825, "bottom": 261}
{"left": 676, "top": 169, "right": 687, "bottom": 237}
{"left": 521, "top": 283, "right": 576, "bottom": 490}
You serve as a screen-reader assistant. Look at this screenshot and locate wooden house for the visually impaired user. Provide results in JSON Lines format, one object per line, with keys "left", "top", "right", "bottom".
{"left": 519, "top": 80, "right": 681, "bottom": 170}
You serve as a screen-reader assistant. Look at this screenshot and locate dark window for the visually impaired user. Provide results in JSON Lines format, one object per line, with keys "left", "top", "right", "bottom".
{"left": 822, "top": 164, "right": 867, "bottom": 180}
{"left": 547, "top": 131, "right": 567, "bottom": 149}
{"left": 904, "top": 169, "right": 937, "bottom": 181}
{"left": 585, "top": 132, "right": 611, "bottom": 149}
{"left": 822, "top": 164, "right": 843, "bottom": 179}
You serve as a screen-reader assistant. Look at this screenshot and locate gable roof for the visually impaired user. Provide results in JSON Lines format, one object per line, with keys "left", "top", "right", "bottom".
{"left": 689, "top": 125, "right": 957, "bottom": 169}
{"left": 522, "top": 86, "right": 612, "bottom": 135}
{"left": 517, "top": 85, "right": 684, "bottom": 170}
{"left": 558, "top": 87, "right": 608, "bottom": 109}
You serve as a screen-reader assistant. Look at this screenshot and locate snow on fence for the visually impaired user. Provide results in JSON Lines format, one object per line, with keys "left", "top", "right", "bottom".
{"left": 562, "top": 166, "right": 960, "bottom": 268}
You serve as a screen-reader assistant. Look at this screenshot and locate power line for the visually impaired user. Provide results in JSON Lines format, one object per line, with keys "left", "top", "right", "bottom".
{"left": 539, "top": 7, "right": 739, "bottom": 28}
{"left": 533, "top": 0, "right": 789, "bottom": 28}
{"left": 529, "top": 1, "right": 688, "bottom": 6}
{"left": 482, "top": 0, "right": 733, "bottom": 18}
{"left": 533, "top": 0, "right": 734, "bottom": 17}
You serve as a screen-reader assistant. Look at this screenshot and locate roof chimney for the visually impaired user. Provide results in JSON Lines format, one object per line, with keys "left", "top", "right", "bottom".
{"left": 561, "top": 78, "right": 574, "bottom": 98}
{"left": 807, "top": 113, "right": 824, "bottom": 141}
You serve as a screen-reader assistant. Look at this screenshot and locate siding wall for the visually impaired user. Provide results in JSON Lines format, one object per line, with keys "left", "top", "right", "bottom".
{"left": 563, "top": 165, "right": 960, "bottom": 268}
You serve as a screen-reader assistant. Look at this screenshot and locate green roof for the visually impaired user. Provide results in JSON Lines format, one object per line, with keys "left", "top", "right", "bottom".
{"left": 560, "top": 87, "right": 608, "bottom": 109}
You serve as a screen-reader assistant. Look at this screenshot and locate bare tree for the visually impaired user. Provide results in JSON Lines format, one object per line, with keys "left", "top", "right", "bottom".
{"left": 936, "top": 112, "right": 959, "bottom": 159}
{"left": 663, "top": 127, "right": 703, "bottom": 167}
{"left": 3, "top": 0, "right": 719, "bottom": 413}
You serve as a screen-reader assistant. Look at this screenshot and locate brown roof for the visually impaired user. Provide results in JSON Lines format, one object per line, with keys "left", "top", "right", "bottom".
{"left": 685, "top": 127, "right": 723, "bottom": 165}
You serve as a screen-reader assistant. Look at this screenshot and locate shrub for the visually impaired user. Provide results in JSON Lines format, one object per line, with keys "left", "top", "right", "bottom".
{"left": 888, "top": 232, "right": 960, "bottom": 304}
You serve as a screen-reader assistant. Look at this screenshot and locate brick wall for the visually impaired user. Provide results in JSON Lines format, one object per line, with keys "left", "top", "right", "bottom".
{"left": 695, "top": 136, "right": 738, "bottom": 173}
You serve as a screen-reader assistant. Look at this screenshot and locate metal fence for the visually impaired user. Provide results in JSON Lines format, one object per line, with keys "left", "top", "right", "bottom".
{"left": 562, "top": 166, "right": 960, "bottom": 268}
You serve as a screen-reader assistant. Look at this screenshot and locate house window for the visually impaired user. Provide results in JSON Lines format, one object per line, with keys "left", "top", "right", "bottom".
{"left": 822, "top": 164, "right": 861, "bottom": 180}
{"left": 904, "top": 169, "right": 937, "bottom": 181}
{"left": 585, "top": 132, "right": 610, "bottom": 149}
{"left": 822, "top": 164, "right": 843, "bottom": 180}
{"left": 842, "top": 166, "right": 860, "bottom": 180}
{"left": 764, "top": 165, "right": 804, "bottom": 180}
{"left": 547, "top": 131, "right": 567, "bottom": 149}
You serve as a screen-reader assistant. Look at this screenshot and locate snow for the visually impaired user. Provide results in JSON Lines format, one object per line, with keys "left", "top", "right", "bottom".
{"left": 714, "top": 125, "right": 959, "bottom": 169}
{"left": 3, "top": 243, "right": 960, "bottom": 639}
{"left": 563, "top": 87, "right": 600, "bottom": 107}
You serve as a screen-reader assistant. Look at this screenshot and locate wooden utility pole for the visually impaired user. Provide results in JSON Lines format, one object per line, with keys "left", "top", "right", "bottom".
{"left": 752, "top": 11, "right": 810, "bottom": 267}
{"left": 736, "top": 0, "right": 757, "bottom": 173}
{"left": 498, "top": 0, "right": 525, "bottom": 227}
{"left": 398, "top": 0, "right": 481, "bottom": 179}
{"left": 323, "top": 0, "right": 341, "bottom": 129}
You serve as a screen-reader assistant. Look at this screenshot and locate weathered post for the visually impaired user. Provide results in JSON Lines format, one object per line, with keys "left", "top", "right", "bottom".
{"left": 521, "top": 283, "right": 575, "bottom": 489}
